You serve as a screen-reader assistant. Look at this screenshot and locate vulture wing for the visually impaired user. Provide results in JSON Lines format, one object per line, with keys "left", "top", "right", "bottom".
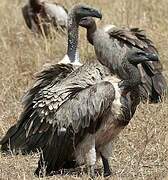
{"left": 44, "top": 2, "right": 68, "bottom": 28}
{"left": 108, "top": 27, "right": 156, "bottom": 53}
{"left": 35, "top": 81, "right": 115, "bottom": 176}
{"left": 130, "top": 28, "right": 158, "bottom": 53}
{"left": 0, "top": 62, "right": 110, "bottom": 153}
{"left": 22, "top": 62, "right": 111, "bottom": 137}
{"left": 108, "top": 27, "right": 167, "bottom": 102}
{"left": 53, "top": 2, "right": 68, "bottom": 14}
{"left": 22, "top": 5, "right": 32, "bottom": 30}
{"left": 0, "top": 64, "right": 74, "bottom": 153}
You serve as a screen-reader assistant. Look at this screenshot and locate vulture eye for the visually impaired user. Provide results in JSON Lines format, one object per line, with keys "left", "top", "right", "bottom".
{"left": 82, "top": 7, "right": 90, "bottom": 11}
{"left": 81, "top": 17, "right": 88, "bottom": 21}
{"left": 136, "top": 52, "right": 145, "bottom": 56}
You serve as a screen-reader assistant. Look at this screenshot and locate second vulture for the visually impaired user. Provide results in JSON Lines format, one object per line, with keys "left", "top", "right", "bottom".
{"left": 79, "top": 17, "right": 167, "bottom": 103}
{"left": 34, "top": 49, "right": 158, "bottom": 177}
{"left": 22, "top": 0, "right": 68, "bottom": 36}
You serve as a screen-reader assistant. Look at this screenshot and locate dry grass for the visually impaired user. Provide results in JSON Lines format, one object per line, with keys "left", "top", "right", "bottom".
{"left": 0, "top": 0, "right": 168, "bottom": 179}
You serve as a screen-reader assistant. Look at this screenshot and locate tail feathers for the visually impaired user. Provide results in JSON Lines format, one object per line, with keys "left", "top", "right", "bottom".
{"left": 0, "top": 114, "right": 53, "bottom": 154}
{"left": 138, "top": 63, "right": 167, "bottom": 103}
{"left": 139, "top": 73, "right": 167, "bottom": 103}
{"left": 0, "top": 124, "right": 17, "bottom": 146}
{"left": 0, "top": 105, "right": 34, "bottom": 153}
{"left": 35, "top": 126, "right": 75, "bottom": 177}
{"left": 0, "top": 124, "right": 27, "bottom": 153}
{"left": 152, "top": 73, "right": 167, "bottom": 96}
{"left": 0, "top": 126, "right": 52, "bottom": 154}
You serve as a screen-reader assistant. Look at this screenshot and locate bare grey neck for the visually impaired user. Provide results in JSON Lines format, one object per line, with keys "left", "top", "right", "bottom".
{"left": 67, "top": 13, "right": 79, "bottom": 63}
{"left": 87, "top": 22, "right": 97, "bottom": 45}
{"left": 119, "top": 58, "right": 141, "bottom": 91}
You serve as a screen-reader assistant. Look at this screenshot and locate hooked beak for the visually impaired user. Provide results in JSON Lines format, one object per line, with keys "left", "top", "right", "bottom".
{"left": 128, "top": 51, "right": 159, "bottom": 65}
{"left": 90, "top": 8, "right": 102, "bottom": 19}
{"left": 145, "top": 52, "right": 159, "bottom": 62}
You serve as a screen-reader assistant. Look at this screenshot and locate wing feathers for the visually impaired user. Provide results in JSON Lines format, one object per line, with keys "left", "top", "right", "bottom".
{"left": 22, "top": 5, "right": 32, "bottom": 29}
{"left": 108, "top": 27, "right": 152, "bottom": 52}
{"left": 55, "top": 81, "right": 115, "bottom": 132}
{"left": 107, "top": 26, "right": 167, "bottom": 102}
{"left": 0, "top": 64, "right": 74, "bottom": 152}
{"left": 35, "top": 82, "right": 115, "bottom": 176}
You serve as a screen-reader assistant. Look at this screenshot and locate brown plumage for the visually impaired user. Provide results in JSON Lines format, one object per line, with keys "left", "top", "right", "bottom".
{"left": 22, "top": 0, "right": 68, "bottom": 36}
{"left": 34, "top": 50, "right": 158, "bottom": 177}
{"left": 1, "top": 13, "right": 158, "bottom": 177}
{"left": 79, "top": 17, "right": 167, "bottom": 103}
{"left": 0, "top": 4, "right": 102, "bottom": 154}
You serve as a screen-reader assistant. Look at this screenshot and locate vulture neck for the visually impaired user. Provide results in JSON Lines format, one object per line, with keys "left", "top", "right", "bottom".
{"left": 67, "top": 14, "right": 80, "bottom": 63}
{"left": 86, "top": 22, "right": 97, "bottom": 45}
{"left": 120, "top": 58, "right": 141, "bottom": 93}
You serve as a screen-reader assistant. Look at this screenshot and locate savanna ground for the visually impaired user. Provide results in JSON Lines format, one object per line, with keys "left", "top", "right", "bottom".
{"left": 0, "top": 0, "right": 168, "bottom": 179}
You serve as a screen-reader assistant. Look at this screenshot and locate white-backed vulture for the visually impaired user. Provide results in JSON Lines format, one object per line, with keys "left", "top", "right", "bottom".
{"left": 79, "top": 17, "right": 167, "bottom": 103}
{"left": 22, "top": 0, "right": 68, "bottom": 36}
{"left": 0, "top": 4, "right": 102, "bottom": 154}
{"left": 34, "top": 49, "right": 158, "bottom": 177}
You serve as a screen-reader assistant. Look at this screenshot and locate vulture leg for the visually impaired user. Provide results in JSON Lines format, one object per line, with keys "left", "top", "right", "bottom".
{"left": 88, "top": 165, "right": 95, "bottom": 179}
{"left": 98, "top": 141, "right": 113, "bottom": 177}
{"left": 100, "top": 153, "right": 112, "bottom": 177}
{"left": 85, "top": 138, "right": 96, "bottom": 178}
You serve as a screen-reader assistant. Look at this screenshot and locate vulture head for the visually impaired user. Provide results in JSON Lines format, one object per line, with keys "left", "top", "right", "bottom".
{"left": 69, "top": 4, "right": 102, "bottom": 23}
{"left": 119, "top": 49, "right": 159, "bottom": 90}
{"left": 79, "top": 17, "right": 97, "bottom": 45}
{"left": 126, "top": 49, "right": 159, "bottom": 65}
{"left": 79, "top": 16, "right": 96, "bottom": 28}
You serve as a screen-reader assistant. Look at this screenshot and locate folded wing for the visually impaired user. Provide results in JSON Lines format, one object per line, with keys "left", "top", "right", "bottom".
{"left": 108, "top": 27, "right": 167, "bottom": 102}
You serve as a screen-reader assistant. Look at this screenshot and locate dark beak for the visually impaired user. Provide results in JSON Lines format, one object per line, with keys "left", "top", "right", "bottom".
{"left": 91, "top": 9, "right": 102, "bottom": 19}
{"left": 129, "top": 51, "right": 159, "bottom": 64}
{"left": 145, "top": 52, "right": 159, "bottom": 62}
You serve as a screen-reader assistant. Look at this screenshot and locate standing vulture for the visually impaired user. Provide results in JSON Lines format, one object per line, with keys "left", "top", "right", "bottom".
{"left": 22, "top": 0, "right": 68, "bottom": 36}
{"left": 34, "top": 49, "right": 158, "bottom": 177}
{"left": 0, "top": 4, "right": 102, "bottom": 154}
{"left": 79, "top": 17, "right": 167, "bottom": 103}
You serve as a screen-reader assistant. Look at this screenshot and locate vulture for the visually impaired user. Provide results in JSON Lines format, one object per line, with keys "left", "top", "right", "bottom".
{"left": 0, "top": 4, "right": 102, "bottom": 153}
{"left": 34, "top": 49, "right": 158, "bottom": 177}
{"left": 22, "top": 0, "right": 68, "bottom": 36}
{"left": 79, "top": 17, "right": 167, "bottom": 103}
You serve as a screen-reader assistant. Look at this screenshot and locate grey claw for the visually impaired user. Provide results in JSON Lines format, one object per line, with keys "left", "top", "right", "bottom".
{"left": 104, "top": 171, "right": 112, "bottom": 177}
{"left": 88, "top": 165, "right": 95, "bottom": 179}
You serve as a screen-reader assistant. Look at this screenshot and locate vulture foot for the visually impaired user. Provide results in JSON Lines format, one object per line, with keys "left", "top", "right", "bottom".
{"left": 88, "top": 165, "right": 95, "bottom": 179}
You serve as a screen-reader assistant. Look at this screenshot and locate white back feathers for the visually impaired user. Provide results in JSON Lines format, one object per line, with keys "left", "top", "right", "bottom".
{"left": 103, "top": 24, "right": 116, "bottom": 32}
